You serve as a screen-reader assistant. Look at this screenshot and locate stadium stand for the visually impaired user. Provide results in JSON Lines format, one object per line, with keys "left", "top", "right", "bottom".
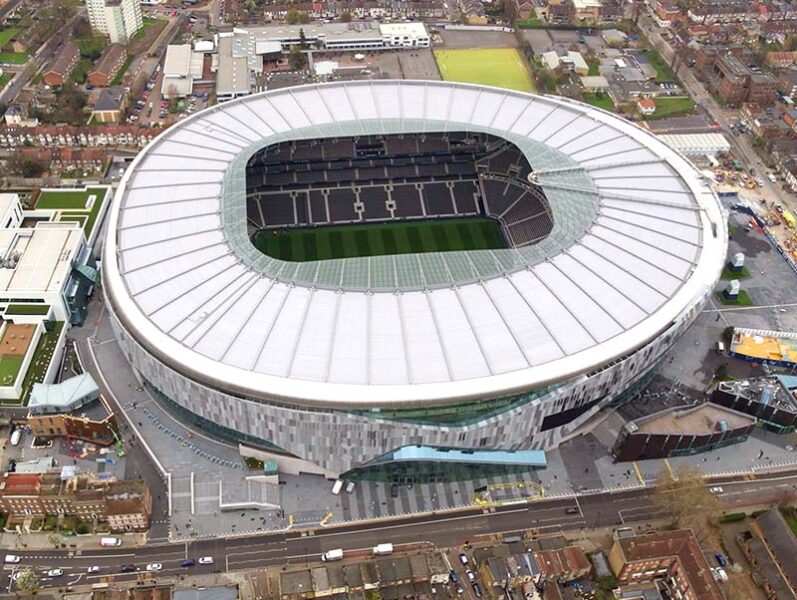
{"left": 246, "top": 132, "right": 554, "bottom": 248}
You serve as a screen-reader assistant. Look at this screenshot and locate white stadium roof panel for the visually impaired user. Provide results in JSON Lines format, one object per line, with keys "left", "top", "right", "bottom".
{"left": 104, "top": 81, "right": 727, "bottom": 407}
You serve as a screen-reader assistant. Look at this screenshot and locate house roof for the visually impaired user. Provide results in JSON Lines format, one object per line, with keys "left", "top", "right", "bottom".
{"left": 90, "top": 44, "right": 127, "bottom": 79}
{"left": 755, "top": 509, "right": 797, "bottom": 592}
{"left": 94, "top": 87, "right": 126, "bottom": 112}
{"left": 45, "top": 42, "right": 79, "bottom": 78}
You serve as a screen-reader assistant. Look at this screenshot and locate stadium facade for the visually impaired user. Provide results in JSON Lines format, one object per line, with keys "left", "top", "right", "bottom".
{"left": 104, "top": 81, "right": 727, "bottom": 481}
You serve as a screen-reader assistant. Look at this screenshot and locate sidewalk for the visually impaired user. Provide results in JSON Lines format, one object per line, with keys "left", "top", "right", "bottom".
{"left": 0, "top": 531, "right": 148, "bottom": 551}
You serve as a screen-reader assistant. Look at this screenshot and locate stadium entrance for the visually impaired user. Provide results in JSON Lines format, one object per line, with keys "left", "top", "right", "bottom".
{"left": 245, "top": 132, "right": 554, "bottom": 261}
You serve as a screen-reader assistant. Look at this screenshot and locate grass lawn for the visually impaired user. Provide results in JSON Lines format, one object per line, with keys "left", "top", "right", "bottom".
{"left": 434, "top": 48, "right": 535, "bottom": 92}
{"left": 0, "top": 71, "right": 12, "bottom": 89}
{"left": 19, "top": 322, "right": 64, "bottom": 406}
{"left": 582, "top": 92, "right": 615, "bottom": 111}
{"left": 111, "top": 56, "right": 134, "bottom": 86}
{"left": 644, "top": 97, "right": 696, "bottom": 120}
{"left": 721, "top": 265, "right": 750, "bottom": 280}
{"left": 253, "top": 218, "right": 506, "bottom": 261}
{"left": 132, "top": 16, "right": 168, "bottom": 42}
{"left": 37, "top": 187, "right": 101, "bottom": 209}
{"left": 716, "top": 290, "right": 754, "bottom": 306}
{"left": 0, "top": 51, "right": 28, "bottom": 64}
{"left": 0, "top": 355, "right": 23, "bottom": 387}
{"left": 781, "top": 508, "right": 797, "bottom": 536}
{"left": 0, "top": 28, "right": 18, "bottom": 47}
{"left": 643, "top": 49, "right": 676, "bottom": 82}
{"left": 5, "top": 304, "right": 50, "bottom": 316}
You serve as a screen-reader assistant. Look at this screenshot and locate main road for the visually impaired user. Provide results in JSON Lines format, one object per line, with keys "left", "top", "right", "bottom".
{"left": 3, "top": 469, "right": 796, "bottom": 591}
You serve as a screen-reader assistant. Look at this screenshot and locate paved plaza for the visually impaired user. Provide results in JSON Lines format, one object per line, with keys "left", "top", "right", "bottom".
{"left": 65, "top": 195, "right": 797, "bottom": 541}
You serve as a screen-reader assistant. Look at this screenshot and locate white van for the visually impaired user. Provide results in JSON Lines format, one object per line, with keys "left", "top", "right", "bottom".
{"left": 331, "top": 480, "right": 344, "bottom": 495}
{"left": 345, "top": 481, "right": 355, "bottom": 493}
{"left": 321, "top": 549, "right": 344, "bottom": 562}
{"left": 372, "top": 543, "right": 393, "bottom": 556}
{"left": 9, "top": 429, "right": 21, "bottom": 446}
{"left": 100, "top": 537, "right": 122, "bottom": 547}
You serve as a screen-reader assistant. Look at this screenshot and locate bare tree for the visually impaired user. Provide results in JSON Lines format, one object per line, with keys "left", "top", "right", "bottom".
{"left": 652, "top": 464, "right": 720, "bottom": 541}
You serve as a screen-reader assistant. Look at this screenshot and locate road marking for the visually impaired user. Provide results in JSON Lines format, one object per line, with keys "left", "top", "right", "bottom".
{"left": 632, "top": 462, "right": 644, "bottom": 485}
{"left": 663, "top": 458, "right": 674, "bottom": 480}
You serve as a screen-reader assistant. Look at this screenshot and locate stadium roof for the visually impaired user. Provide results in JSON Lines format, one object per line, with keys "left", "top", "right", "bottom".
{"left": 105, "top": 81, "right": 726, "bottom": 408}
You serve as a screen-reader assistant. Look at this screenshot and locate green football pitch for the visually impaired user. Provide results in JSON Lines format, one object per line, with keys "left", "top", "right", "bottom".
{"left": 252, "top": 218, "right": 506, "bottom": 262}
{"left": 434, "top": 48, "right": 536, "bottom": 93}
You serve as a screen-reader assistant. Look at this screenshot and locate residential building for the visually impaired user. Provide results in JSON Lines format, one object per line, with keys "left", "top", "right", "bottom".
{"left": 105, "top": 480, "right": 152, "bottom": 531}
{"left": 711, "top": 54, "right": 750, "bottom": 106}
{"left": 571, "top": 0, "right": 602, "bottom": 22}
{"left": 27, "top": 411, "right": 119, "bottom": 446}
{"left": 513, "top": 0, "right": 535, "bottom": 19}
{"left": 748, "top": 72, "right": 778, "bottom": 106}
{"left": 535, "top": 547, "right": 591, "bottom": 583}
{"left": 780, "top": 157, "right": 797, "bottom": 191}
{"left": 3, "top": 105, "right": 38, "bottom": 128}
{"left": 608, "top": 530, "right": 723, "bottom": 600}
{"left": 612, "top": 403, "right": 755, "bottom": 461}
{"left": 91, "top": 86, "right": 127, "bottom": 123}
{"left": 0, "top": 473, "right": 151, "bottom": 530}
{"left": 637, "top": 98, "right": 656, "bottom": 115}
{"left": 737, "top": 509, "right": 797, "bottom": 599}
{"left": 649, "top": 0, "right": 682, "bottom": 26}
{"left": 779, "top": 71, "right": 797, "bottom": 99}
{"left": 688, "top": 0, "right": 757, "bottom": 23}
{"left": 601, "top": 0, "right": 623, "bottom": 22}
{"left": 86, "top": 0, "right": 142, "bottom": 44}
{"left": 547, "top": 0, "right": 573, "bottom": 23}
{"left": 87, "top": 44, "right": 127, "bottom": 88}
{"left": 0, "top": 125, "right": 156, "bottom": 148}
{"left": 766, "top": 50, "right": 797, "bottom": 68}
{"left": 42, "top": 42, "right": 80, "bottom": 88}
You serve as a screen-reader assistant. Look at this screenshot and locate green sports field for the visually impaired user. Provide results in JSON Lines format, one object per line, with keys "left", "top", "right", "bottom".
{"left": 252, "top": 218, "right": 506, "bottom": 262}
{"left": 434, "top": 48, "right": 535, "bottom": 93}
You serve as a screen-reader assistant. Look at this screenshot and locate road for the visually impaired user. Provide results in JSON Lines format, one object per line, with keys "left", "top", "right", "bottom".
{"left": 638, "top": 12, "right": 788, "bottom": 205}
{"left": 3, "top": 469, "right": 797, "bottom": 591}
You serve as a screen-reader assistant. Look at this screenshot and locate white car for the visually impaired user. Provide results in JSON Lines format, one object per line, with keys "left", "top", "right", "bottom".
{"left": 146, "top": 563, "right": 162, "bottom": 571}
{"left": 47, "top": 569, "right": 63, "bottom": 577}
{"left": 710, "top": 486, "right": 724, "bottom": 493}
{"left": 198, "top": 556, "right": 214, "bottom": 565}
{"left": 4, "top": 555, "right": 20, "bottom": 564}
{"left": 87, "top": 566, "right": 101, "bottom": 573}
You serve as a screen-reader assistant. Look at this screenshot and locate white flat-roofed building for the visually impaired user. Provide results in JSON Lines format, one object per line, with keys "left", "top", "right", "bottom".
{"left": 162, "top": 44, "right": 204, "bottom": 98}
{"left": 379, "top": 22, "right": 430, "bottom": 47}
{"left": 657, "top": 132, "right": 731, "bottom": 156}
{"left": 216, "top": 36, "right": 251, "bottom": 102}
{"left": 104, "top": 82, "right": 726, "bottom": 479}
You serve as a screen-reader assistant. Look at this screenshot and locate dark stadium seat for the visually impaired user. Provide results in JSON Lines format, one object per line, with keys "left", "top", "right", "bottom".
{"left": 421, "top": 183, "right": 455, "bottom": 216}
{"left": 295, "top": 192, "right": 310, "bottom": 226}
{"left": 450, "top": 181, "right": 480, "bottom": 214}
{"left": 259, "top": 193, "right": 296, "bottom": 227}
{"left": 391, "top": 185, "right": 424, "bottom": 218}
{"left": 247, "top": 197, "right": 265, "bottom": 227}
{"left": 359, "top": 187, "right": 391, "bottom": 220}
{"left": 327, "top": 188, "right": 359, "bottom": 222}
{"left": 309, "top": 191, "right": 329, "bottom": 224}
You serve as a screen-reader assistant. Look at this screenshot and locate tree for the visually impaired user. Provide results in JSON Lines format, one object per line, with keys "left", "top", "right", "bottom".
{"left": 5, "top": 155, "right": 47, "bottom": 178}
{"left": 286, "top": 8, "right": 300, "bottom": 23}
{"left": 340, "top": 11, "right": 352, "bottom": 22}
{"left": 289, "top": 45, "right": 307, "bottom": 71}
{"left": 15, "top": 569, "right": 39, "bottom": 594}
{"left": 652, "top": 465, "right": 719, "bottom": 541}
{"left": 298, "top": 11, "right": 310, "bottom": 23}
{"left": 72, "top": 16, "right": 92, "bottom": 39}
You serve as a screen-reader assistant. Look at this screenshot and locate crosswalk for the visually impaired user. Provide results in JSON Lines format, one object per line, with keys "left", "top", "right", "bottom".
{"left": 336, "top": 472, "right": 544, "bottom": 522}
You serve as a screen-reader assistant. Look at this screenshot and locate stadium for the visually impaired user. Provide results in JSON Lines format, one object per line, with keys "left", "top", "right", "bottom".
{"left": 104, "top": 80, "right": 727, "bottom": 482}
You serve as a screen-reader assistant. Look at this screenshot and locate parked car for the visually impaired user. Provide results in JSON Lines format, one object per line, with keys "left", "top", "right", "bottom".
{"left": 466, "top": 570, "right": 476, "bottom": 582}
{"left": 458, "top": 553, "right": 469, "bottom": 566}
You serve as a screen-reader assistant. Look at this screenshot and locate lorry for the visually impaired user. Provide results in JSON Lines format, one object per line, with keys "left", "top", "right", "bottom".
{"left": 372, "top": 543, "right": 394, "bottom": 556}
{"left": 321, "top": 549, "right": 344, "bottom": 562}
